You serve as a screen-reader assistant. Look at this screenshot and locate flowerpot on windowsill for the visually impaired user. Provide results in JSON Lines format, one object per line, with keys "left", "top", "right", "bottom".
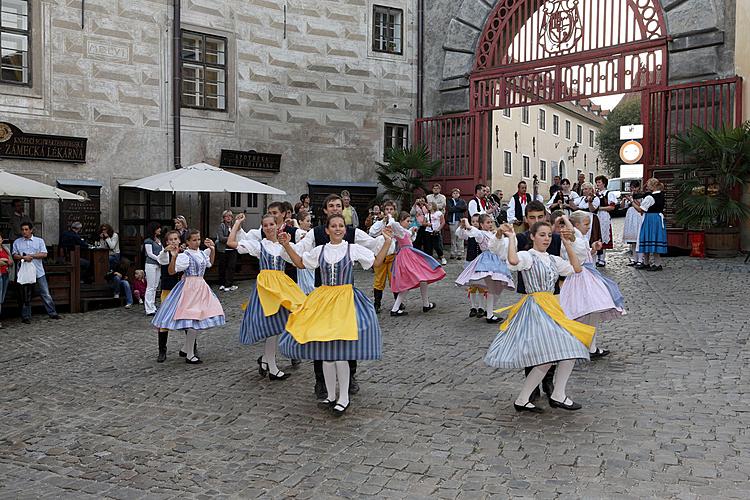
{"left": 704, "top": 226, "right": 740, "bottom": 258}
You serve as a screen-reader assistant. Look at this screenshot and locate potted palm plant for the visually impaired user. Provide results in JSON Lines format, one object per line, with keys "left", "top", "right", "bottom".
{"left": 375, "top": 145, "right": 442, "bottom": 210}
{"left": 673, "top": 122, "right": 750, "bottom": 257}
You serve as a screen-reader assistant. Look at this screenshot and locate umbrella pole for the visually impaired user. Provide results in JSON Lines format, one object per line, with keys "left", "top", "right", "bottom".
{"left": 200, "top": 192, "right": 210, "bottom": 240}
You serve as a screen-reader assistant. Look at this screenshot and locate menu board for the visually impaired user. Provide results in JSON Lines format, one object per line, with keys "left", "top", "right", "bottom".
{"left": 59, "top": 184, "right": 101, "bottom": 239}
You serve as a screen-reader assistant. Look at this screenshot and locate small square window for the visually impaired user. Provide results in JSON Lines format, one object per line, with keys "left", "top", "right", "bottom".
{"left": 503, "top": 151, "right": 512, "bottom": 175}
{"left": 384, "top": 122, "right": 408, "bottom": 158}
{"left": 552, "top": 115, "right": 559, "bottom": 135}
{"left": 521, "top": 106, "right": 529, "bottom": 125}
{"left": 538, "top": 109, "right": 546, "bottom": 131}
{"left": 372, "top": 5, "right": 403, "bottom": 54}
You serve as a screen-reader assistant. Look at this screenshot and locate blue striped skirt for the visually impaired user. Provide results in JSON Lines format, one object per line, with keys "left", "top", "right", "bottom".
{"left": 455, "top": 252, "right": 514, "bottom": 295}
{"left": 151, "top": 279, "right": 225, "bottom": 331}
{"left": 278, "top": 288, "right": 382, "bottom": 360}
{"left": 638, "top": 213, "right": 668, "bottom": 254}
{"left": 239, "top": 287, "right": 289, "bottom": 345}
{"left": 484, "top": 295, "right": 590, "bottom": 369}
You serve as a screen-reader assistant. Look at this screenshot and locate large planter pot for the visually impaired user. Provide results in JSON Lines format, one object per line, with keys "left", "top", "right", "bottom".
{"left": 704, "top": 227, "right": 740, "bottom": 258}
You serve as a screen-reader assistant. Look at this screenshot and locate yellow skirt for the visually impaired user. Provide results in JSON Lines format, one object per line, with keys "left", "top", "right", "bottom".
{"left": 253, "top": 270, "right": 307, "bottom": 317}
{"left": 285, "top": 284, "right": 359, "bottom": 344}
{"left": 496, "top": 291, "right": 595, "bottom": 348}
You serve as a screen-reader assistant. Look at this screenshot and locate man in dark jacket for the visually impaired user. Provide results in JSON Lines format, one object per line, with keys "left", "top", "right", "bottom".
{"left": 446, "top": 188, "right": 467, "bottom": 259}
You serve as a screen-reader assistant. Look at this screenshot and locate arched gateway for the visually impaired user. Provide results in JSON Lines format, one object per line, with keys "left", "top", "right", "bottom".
{"left": 416, "top": 0, "right": 742, "bottom": 248}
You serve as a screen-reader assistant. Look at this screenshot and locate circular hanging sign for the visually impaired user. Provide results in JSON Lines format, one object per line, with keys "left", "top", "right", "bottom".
{"left": 620, "top": 140, "right": 643, "bottom": 164}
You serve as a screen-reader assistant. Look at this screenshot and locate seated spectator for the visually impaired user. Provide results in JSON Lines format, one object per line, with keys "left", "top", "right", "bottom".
{"left": 99, "top": 223, "right": 121, "bottom": 270}
{"left": 105, "top": 257, "right": 133, "bottom": 309}
{"left": 132, "top": 269, "right": 146, "bottom": 305}
{"left": 60, "top": 221, "right": 90, "bottom": 272}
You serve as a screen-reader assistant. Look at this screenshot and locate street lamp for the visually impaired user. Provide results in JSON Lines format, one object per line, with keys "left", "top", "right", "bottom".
{"left": 569, "top": 143, "right": 579, "bottom": 169}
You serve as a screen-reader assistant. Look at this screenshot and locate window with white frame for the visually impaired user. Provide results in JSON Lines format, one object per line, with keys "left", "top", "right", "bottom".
{"left": 181, "top": 30, "right": 227, "bottom": 111}
{"left": 502, "top": 108, "right": 511, "bottom": 118}
{"left": 576, "top": 124, "right": 582, "bottom": 144}
{"left": 539, "top": 159, "right": 547, "bottom": 181}
{"left": 552, "top": 114, "right": 559, "bottom": 135}
{"left": 230, "top": 192, "right": 258, "bottom": 208}
{"left": 538, "top": 109, "right": 546, "bottom": 131}
{"left": 372, "top": 5, "right": 403, "bottom": 54}
{"left": 589, "top": 129, "right": 595, "bottom": 148}
{"left": 503, "top": 151, "right": 512, "bottom": 175}
{"left": 1, "top": 0, "right": 30, "bottom": 85}
{"left": 521, "top": 106, "right": 529, "bottom": 125}
{"left": 522, "top": 155, "right": 530, "bottom": 178}
{"left": 384, "top": 123, "right": 408, "bottom": 157}
{"left": 565, "top": 119, "right": 571, "bottom": 140}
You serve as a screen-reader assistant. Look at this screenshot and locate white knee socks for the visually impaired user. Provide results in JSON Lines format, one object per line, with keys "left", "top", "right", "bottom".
{"left": 419, "top": 282, "right": 430, "bottom": 307}
{"left": 322, "top": 361, "right": 337, "bottom": 401}
{"left": 263, "top": 337, "right": 281, "bottom": 375}
{"left": 391, "top": 290, "right": 407, "bottom": 312}
{"left": 516, "top": 364, "right": 551, "bottom": 405}
{"left": 551, "top": 359, "right": 575, "bottom": 402}
{"left": 485, "top": 294, "right": 496, "bottom": 319}
{"left": 184, "top": 329, "right": 198, "bottom": 360}
{"left": 335, "top": 361, "right": 350, "bottom": 407}
{"left": 469, "top": 291, "right": 478, "bottom": 309}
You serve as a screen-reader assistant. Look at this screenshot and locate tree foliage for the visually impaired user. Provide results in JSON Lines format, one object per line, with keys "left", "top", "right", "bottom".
{"left": 595, "top": 97, "right": 642, "bottom": 177}
{"left": 375, "top": 145, "right": 442, "bottom": 209}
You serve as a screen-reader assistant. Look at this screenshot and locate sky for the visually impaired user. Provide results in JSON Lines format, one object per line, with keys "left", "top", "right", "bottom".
{"left": 592, "top": 94, "right": 624, "bottom": 110}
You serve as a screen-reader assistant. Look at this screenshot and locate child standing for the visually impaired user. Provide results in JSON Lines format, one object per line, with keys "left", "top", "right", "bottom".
{"left": 636, "top": 177, "right": 668, "bottom": 271}
{"left": 576, "top": 182, "right": 601, "bottom": 244}
{"left": 152, "top": 230, "right": 225, "bottom": 364}
{"left": 278, "top": 215, "right": 391, "bottom": 417}
{"left": 154, "top": 230, "right": 187, "bottom": 363}
{"left": 424, "top": 202, "right": 447, "bottom": 265}
{"left": 132, "top": 269, "right": 147, "bottom": 305}
{"left": 621, "top": 180, "right": 644, "bottom": 265}
{"left": 368, "top": 200, "right": 399, "bottom": 313}
{"left": 485, "top": 222, "right": 594, "bottom": 413}
{"left": 295, "top": 211, "right": 315, "bottom": 294}
{"left": 455, "top": 214, "right": 514, "bottom": 323}
{"left": 388, "top": 212, "right": 447, "bottom": 316}
{"left": 229, "top": 213, "right": 306, "bottom": 380}
{"left": 456, "top": 213, "right": 486, "bottom": 318}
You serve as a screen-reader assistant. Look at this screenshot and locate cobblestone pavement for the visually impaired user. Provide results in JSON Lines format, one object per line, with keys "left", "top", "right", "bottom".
{"left": 2, "top": 220, "right": 750, "bottom": 498}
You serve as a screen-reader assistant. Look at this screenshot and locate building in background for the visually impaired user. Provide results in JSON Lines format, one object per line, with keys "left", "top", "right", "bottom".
{"left": 490, "top": 101, "right": 606, "bottom": 198}
{"left": 0, "top": 0, "right": 416, "bottom": 254}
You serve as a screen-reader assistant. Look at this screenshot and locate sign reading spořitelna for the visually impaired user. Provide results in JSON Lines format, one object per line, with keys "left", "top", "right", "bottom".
{"left": 220, "top": 149, "right": 281, "bottom": 172}
{"left": 0, "top": 122, "right": 87, "bottom": 163}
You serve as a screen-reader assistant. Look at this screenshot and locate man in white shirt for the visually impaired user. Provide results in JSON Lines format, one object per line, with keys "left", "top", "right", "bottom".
{"left": 425, "top": 183, "right": 446, "bottom": 212}
{"left": 12, "top": 222, "right": 61, "bottom": 324}
{"left": 467, "top": 184, "right": 488, "bottom": 217}
{"left": 507, "top": 181, "right": 544, "bottom": 232}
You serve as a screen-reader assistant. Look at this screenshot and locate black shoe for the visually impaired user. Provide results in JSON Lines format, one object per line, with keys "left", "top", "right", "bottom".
{"left": 626, "top": 260, "right": 636, "bottom": 267}
{"left": 374, "top": 302, "right": 382, "bottom": 314}
{"left": 349, "top": 375, "right": 359, "bottom": 394}
{"left": 422, "top": 302, "right": 436, "bottom": 312}
{"left": 269, "top": 369, "right": 290, "bottom": 381}
{"left": 257, "top": 356, "right": 270, "bottom": 377}
{"left": 634, "top": 262, "right": 647, "bottom": 269}
{"left": 514, "top": 402, "right": 544, "bottom": 413}
{"left": 22, "top": 318, "right": 31, "bottom": 324}
{"left": 469, "top": 308, "right": 478, "bottom": 317}
{"left": 332, "top": 402, "right": 350, "bottom": 417}
{"left": 390, "top": 309, "right": 408, "bottom": 317}
{"left": 179, "top": 350, "right": 187, "bottom": 357}
{"left": 548, "top": 397, "right": 582, "bottom": 410}
{"left": 146, "top": 312, "right": 155, "bottom": 317}
{"left": 486, "top": 315, "right": 502, "bottom": 324}
{"left": 477, "top": 308, "right": 486, "bottom": 318}
{"left": 647, "top": 265, "right": 663, "bottom": 271}
{"left": 399, "top": 303, "right": 406, "bottom": 311}
{"left": 185, "top": 356, "right": 203, "bottom": 364}
{"left": 595, "top": 262, "right": 605, "bottom": 267}
{"left": 49, "top": 314, "right": 62, "bottom": 320}
{"left": 590, "top": 348, "right": 611, "bottom": 359}
{"left": 157, "top": 350, "right": 167, "bottom": 363}
{"left": 317, "top": 398, "right": 335, "bottom": 409}
{"left": 315, "top": 382, "right": 327, "bottom": 400}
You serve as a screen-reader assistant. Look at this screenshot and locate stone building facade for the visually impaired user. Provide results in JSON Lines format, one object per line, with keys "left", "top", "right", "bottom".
{"left": 0, "top": 0, "right": 417, "bottom": 244}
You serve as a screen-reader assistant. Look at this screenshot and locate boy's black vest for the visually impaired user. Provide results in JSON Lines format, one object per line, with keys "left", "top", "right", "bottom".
{"left": 647, "top": 192, "right": 665, "bottom": 213}
{"left": 313, "top": 225, "right": 356, "bottom": 287}
{"left": 512, "top": 193, "right": 530, "bottom": 221}
{"left": 466, "top": 237, "right": 481, "bottom": 262}
{"left": 160, "top": 257, "right": 182, "bottom": 291}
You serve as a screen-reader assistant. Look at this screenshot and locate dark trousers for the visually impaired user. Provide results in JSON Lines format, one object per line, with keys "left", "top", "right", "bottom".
{"left": 218, "top": 249, "right": 237, "bottom": 287}
{"left": 413, "top": 226, "right": 428, "bottom": 251}
{"left": 314, "top": 360, "right": 357, "bottom": 386}
{"left": 423, "top": 231, "right": 444, "bottom": 258}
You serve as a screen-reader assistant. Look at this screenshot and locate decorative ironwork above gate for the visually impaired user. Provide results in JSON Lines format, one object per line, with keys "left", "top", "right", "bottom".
{"left": 470, "top": 0, "right": 669, "bottom": 111}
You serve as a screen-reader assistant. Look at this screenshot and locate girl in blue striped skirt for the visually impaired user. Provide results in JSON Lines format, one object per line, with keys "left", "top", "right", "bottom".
{"left": 278, "top": 215, "right": 392, "bottom": 417}
{"left": 228, "top": 213, "right": 307, "bottom": 381}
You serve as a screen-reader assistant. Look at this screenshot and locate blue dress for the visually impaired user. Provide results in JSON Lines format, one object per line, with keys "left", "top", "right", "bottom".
{"left": 278, "top": 245, "right": 382, "bottom": 361}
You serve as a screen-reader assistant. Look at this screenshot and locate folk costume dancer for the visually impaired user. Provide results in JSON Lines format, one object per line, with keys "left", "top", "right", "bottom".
{"left": 368, "top": 200, "right": 398, "bottom": 313}
{"left": 151, "top": 230, "right": 225, "bottom": 364}
{"left": 388, "top": 212, "right": 447, "bottom": 316}
{"left": 559, "top": 212, "right": 626, "bottom": 358}
{"left": 455, "top": 214, "right": 514, "bottom": 323}
{"left": 576, "top": 183, "right": 601, "bottom": 244}
{"left": 295, "top": 194, "right": 387, "bottom": 400}
{"left": 636, "top": 178, "right": 668, "bottom": 271}
{"left": 456, "top": 213, "right": 487, "bottom": 318}
{"left": 485, "top": 222, "right": 594, "bottom": 413}
{"left": 278, "top": 215, "right": 391, "bottom": 416}
{"left": 229, "top": 213, "right": 307, "bottom": 380}
{"left": 621, "top": 180, "right": 644, "bottom": 266}
{"left": 594, "top": 176, "right": 618, "bottom": 267}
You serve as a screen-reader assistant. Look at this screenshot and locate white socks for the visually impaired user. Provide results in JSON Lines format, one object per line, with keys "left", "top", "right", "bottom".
{"left": 551, "top": 359, "right": 575, "bottom": 402}
{"left": 322, "top": 361, "right": 350, "bottom": 407}
{"left": 469, "top": 291, "right": 479, "bottom": 309}
{"left": 263, "top": 337, "right": 282, "bottom": 376}
{"left": 391, "top": 291, "right": 406, "bottom": 312}
{"left": 485, "top": 294, "right": 496, "bottom": 319}
{"left": 516, "top": 364, "right": 552, "bottom": 406}
{"left": 419, "top": 282, "right": 430, "bottom": 307}
{"left": 184, "top": 329, "right": 198, "bottom": 360}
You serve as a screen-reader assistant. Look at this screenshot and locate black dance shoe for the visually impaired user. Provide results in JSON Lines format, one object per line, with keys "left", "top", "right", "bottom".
{"left": 185, "top": 356, "right": 203, "bottom": 364}
{"left": 476, "top": 308, "right": 486, "bottom": 318}
{"left": 548, "top": 397, "right": 582, "bottom": 410}
{"left": 626, "top": 260, "right": 636, "bottom": 267}
{"left": 634, "top": 262, "right": 648, "bottom": 269}
{"left": 314, "top": 382, "right": 327, "bottom": 400}
{"left": 514, "top": 402, "right": 544, "bottom": 413}
{"left": 268, "top": 369, "right": 290, "bottom": 381}
{"left": 257, "top": 356, "right": 269, "bottom": 377}
{"left": 422, "top": 302, "right": 436, "bottom": 312}
{"left": 595, "top": 262, "right": 606, "bottom": 267}
{"left": 179, "top": 350, "right": 187, "bottom": 357}
{"left": 469, "top": 308, "right": 478, "bottom": 317}
{"left": 317, "top": 399, "right": 335, "bottom": 409}
{"left": 647, "top": 265, "right": 663, "bottom": 271}
{"left": 590, "top": 348, "right": 610, "bottom": 359}
{"left": 332, "top": 402, "right": 350, "bottom": 417}
{"left": 349, "top": 374, "right": 360, "bottom": 394}
{"left": 390, "top": 309, "right": 408, "bottom": 317}
{"left": 486, "top": 315, "right": 502, "bottom": 324}
{"left": 157, "top": 350, "right": 167, "bottom": 363}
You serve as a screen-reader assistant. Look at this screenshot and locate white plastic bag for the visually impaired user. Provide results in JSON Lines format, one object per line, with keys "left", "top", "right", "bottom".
{"left": 17, "top": 260, "right": 37, "bottom": 285}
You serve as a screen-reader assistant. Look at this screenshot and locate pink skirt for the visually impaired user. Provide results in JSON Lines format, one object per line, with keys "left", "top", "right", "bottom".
{"left": 175, "top": 276, "right": 225, "bottom": 321}
{"left": 391, "top": 247, "right": 446, "bottom": 293}
{"left": 559, "top": 268, "right": 624, "bottom": 323}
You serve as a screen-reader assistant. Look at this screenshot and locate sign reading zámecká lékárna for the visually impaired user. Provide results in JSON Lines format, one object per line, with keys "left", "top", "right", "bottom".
{"left": 0, "top": 122, "right": 87, "bottom": 163}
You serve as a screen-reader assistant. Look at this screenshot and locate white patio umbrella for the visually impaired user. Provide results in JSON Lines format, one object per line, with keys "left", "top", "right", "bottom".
{"left": 120, "top": 162, "right": 286, "bottom": 195}
{"left": 0, "top": 170, "right": 85, "bottom": 201}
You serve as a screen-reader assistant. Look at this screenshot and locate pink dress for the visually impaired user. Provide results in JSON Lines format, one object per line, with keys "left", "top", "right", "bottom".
{"left": 390, "top": 221, "right": 446, "bottom": 293}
